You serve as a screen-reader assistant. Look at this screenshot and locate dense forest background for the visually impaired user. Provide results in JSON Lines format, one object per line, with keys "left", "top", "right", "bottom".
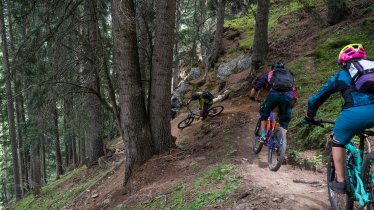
{"left": 0, "top": 0, "right": 371, "bottom": 208}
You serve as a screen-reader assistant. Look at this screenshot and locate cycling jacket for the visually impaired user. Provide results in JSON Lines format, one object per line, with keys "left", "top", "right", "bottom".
{"left": 307, "top": 69, "right": 374, "bottom": 118}
{"left": 253, "top": 71, "right": 296, "bottom": 100}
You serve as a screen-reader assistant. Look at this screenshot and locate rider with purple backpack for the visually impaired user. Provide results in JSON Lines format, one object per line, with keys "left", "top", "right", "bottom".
{"left": 302, "top": 44, "right": 374, "bottom": 193}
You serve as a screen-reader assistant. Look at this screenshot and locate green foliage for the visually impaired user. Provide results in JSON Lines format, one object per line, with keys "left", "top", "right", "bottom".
{"left": 12, "top": 166, "right": 107, "bottom": 210}
{"left": 137, "top": 164, "right": 240, "bottom": 210}
{"left": 308, "top": 155, "right": 323, "bottom": 165}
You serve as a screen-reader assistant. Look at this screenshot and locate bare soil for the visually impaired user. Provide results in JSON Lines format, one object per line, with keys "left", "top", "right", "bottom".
{"left": 64, "top": 95, "right": 330, "bottom": 210}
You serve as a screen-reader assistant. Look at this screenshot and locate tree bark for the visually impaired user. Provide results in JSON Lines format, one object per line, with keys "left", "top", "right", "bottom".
{"left": 0, "top": 0, "right": 22, "bottom": 200}
{"left": 250, "top": 0, "right": 270, "bottom": 74}
{"left": 149, "top": 0, "right": 177, "bottom": 153}
{"left": 208, "top": 0, "right": 226, "bottom": 72}
{"left": 84, "top": 0, "right": 104, "bottom": 163}
{"left": 137, "top": 0, "right": 154, "bottom": 109}
{"left": 52, "top": 100, "right": 64, "bottom": 177}
{"left": 112, "top": 0, "right": 154, "bottom": 189}
{"left": 30, "top": 140, "right": 41, "bottom": 195}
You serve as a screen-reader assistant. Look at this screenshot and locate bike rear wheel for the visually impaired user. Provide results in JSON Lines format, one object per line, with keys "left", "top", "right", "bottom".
{"left": 252, "top": 118, "right": 263, "bottom": 154}
{"left": 268, "top": 126, "right": 287, "bottom": 171}
{"left": 177, "top": 117, "right": 194, "bottom": 129}
{"left": 327, "top": 153, "right": 354, "bottom": 210}
{"left": 207, "top": 106, "right": 224, "bottom": 117}
{"left": 361, "top": 152, "right": 374, "bottom": 209}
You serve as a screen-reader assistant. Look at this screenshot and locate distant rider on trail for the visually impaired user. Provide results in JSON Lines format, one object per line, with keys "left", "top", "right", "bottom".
{"left": 188, "top": 91, "right": 214, "bottom": 120}
{"left": 249, "top": 61, "right": 298, "bottom": 142}
{"left": 302, "top": 44, "right": 374, "bottom": 193}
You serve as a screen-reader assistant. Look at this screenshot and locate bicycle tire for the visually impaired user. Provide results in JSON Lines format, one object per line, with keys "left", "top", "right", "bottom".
{"left": 177, "top": 117, "right": 194, "bottom": 129}
{"left": 327, "top": 153, "right": 354, "bottom": 210}
{"left": 252, "top": 118, "right": 263, "bottom": 154}
{"left": 267, "top": 126, "right": 287, "bottom": 171}
{"left": 361, "top": 152, "right": 374, "bottom": 209}
{"left": 207, "top": 106, "right": 224, "bottom": 117}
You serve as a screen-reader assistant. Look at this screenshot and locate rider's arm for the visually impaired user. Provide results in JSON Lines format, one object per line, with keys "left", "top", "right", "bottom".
{"left": 253, "top": 73, "right": 269, "bottom": 91}
{"left": 307, "top": 73, "right": 340, "bottom": 118}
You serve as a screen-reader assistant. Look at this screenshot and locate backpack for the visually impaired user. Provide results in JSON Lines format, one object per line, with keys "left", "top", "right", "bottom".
{"left": 268, "top": 69, "right": 294, "bottom": 92}
{"left": 202, "top": 91, "right": 214, "bottom": 101}
{"left": 347, "top": 59, "right": 374, "bottom": 94}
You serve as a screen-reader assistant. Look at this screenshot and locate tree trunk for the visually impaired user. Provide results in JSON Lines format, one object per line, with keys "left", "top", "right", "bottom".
{"left": 250, "top": 0, "right": 270, "bottom": 75}
{"left": 327, "top": 0, "right": 349, "bottom": 25}
{"left": 52, "top": 101, "right": 64, "bottom": 177}
{"left": 41, "top": 136, "right": 47, "bottom": 184}
{"left": 112, "top": 0, "right": 154, "bottom": 189}
{"left": 137, "top": 0, "right": 154, "bottom": 109}
{"left": 149, "top": 0, "right": 177, "bottom": 153}
{"left": 208, "top": 0, "right": 226, "bottom": 72}
{"left": 84, "top": 0, "right": 104, "bottom": 163}
{"left": 30, "top": 140, "right": 41, "bottom": 195}
{"left": 0, "top": 0, "right": 22, "bottom": 200}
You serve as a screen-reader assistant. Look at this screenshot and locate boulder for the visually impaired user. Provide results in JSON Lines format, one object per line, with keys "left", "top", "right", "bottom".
{"left": 217, "top": 55, "right": 251, "bottom": 80}
{"left": 185, "top": 67, "right": 201, "bottom": 81}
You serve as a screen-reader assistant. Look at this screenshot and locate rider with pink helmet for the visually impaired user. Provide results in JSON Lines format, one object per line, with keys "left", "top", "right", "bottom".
{"left": 303, "top": 43, "right": 374, "bottom": 193}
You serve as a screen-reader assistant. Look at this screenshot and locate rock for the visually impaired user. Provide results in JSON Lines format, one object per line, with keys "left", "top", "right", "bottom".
{"left": 272, "top": 197, "right": 284, "bottom": 203}
{"left": 185, "top": 67, "right": 201, "bottom": 81}
{"left": 171, "top": 81, "right": 189, "bottom": 118}
{"left": 237, "top": 57, "right": 251, "bottom": 70}
{"left": 91, "top": 193, "right": 99, "bottom": 198}
{"left": 103, "top": 198, "right": 111, "bottom": 205}
{"left": 234, "top": 203, "right": 251, "bottom": 210}
{"left": 217, "top": 56, "right": 251, "bottom": 80}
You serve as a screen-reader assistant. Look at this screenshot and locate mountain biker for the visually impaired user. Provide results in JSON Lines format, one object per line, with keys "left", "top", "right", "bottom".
{"left": 188, "top": 91, "right": 214, "bottom": 120}
{"left": 249, "top": 61, "right": 298, "bottom": 142}
{"left": 302, "top": 43, "right": 374, "bottom": 193}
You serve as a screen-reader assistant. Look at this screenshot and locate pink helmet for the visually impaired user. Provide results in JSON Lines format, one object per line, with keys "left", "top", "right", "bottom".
{"left": 337, "top": 43, "right": 367, "bottom": 64}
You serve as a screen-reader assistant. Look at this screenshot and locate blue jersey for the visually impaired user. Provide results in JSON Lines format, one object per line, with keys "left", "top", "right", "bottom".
{"left": 307, "top": 69, "right": 374, "bottom": 118}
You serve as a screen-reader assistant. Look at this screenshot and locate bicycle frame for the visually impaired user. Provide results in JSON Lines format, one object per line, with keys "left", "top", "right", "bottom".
{"left": 265, "top": 112, "right": 279, "bottom": 149}
{"left": 345, "top": 137, "right": 370, "bottom": 206}
{"left": 186, "top": 104, "right": 200, "bottom": 118}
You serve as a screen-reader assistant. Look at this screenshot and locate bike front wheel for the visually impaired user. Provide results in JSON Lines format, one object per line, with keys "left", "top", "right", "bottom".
{"left": 361, "top": 152, "right": 374, "bottom": 209}
{"left": 327, "top": 153, "right": 354, "bottom": 210}
{"left": 268, "top": 126, "right": 287, "bottom": 171}
{"left": 252, "top": 118, "right": 263, "bottom": 154}
{"left": 207, "top": 106, "right": 224, "bottom": 117}
{"left": 177, "top": 117, "right": 194, "bottom": 129}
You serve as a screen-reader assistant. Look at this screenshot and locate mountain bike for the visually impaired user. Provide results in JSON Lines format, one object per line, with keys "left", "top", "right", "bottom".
{"left": 177, "top": 103, "right": 224, "bottom": 129}
{"left": 252, "top": 111, "right": 287, "bottom": 172}
{"left": 307, "top": 120, "right": 374, "bottom": 210}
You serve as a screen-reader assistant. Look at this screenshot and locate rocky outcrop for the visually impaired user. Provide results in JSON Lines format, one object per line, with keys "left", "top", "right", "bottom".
{"left": 185, "top": 67, "right": 201, "bottom": 81}
{"left": 217, "top": 56, "right": 251, "bottom": 80}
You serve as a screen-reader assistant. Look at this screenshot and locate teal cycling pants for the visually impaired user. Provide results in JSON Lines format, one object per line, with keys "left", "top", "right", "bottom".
{"left": 260, "top": 94, "right": 292, "bottom": 129}
{"left": 334, "top": 104, "right": 374, "bottom": 145}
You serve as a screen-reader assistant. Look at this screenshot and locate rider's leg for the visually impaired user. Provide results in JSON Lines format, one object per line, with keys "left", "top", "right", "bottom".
{"left": 330, "top": 104, "right": 374, "bottom": 192}
{"left": 277, "top": 96, "right": 292, "bottom": 130}
{"left": 331, "top": 141, "right": 346, "bottom": 182}
{"left": 260, "top": 95, "right": 277, "bottom": 138}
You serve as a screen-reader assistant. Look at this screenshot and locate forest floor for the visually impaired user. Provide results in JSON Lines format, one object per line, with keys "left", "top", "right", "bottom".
{"left": 63, "top": 94, "right": 331, "bottom": 210}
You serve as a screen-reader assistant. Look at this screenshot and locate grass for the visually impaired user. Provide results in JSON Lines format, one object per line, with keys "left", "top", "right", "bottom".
{"left": 288, "top": 18, "right": 374, "bottom": 150}
{"left": 137, "top": 164, "right": 240, "bottom": 210}
{"left": 12, "top": 165, "right": 108, "bottom": 210}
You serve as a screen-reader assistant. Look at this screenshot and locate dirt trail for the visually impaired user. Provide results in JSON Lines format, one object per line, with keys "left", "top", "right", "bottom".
{"left": 172, "top": 96, "right": 330, "bottom": 209}
{"left": 66, "top": 96, "right": 330, "bottom": 210}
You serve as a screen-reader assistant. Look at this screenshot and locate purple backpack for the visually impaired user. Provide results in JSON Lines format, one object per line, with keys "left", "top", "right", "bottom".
{"left": 347, "top": 59, "right": 374, "bottom": 93}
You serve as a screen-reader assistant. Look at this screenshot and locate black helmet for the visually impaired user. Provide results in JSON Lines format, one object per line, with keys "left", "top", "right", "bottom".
{"left": 191, "top": 92, "right": 200, "bottom": 100}
{"left": 272, "top": 61, "right": 285, "bottom": 70}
